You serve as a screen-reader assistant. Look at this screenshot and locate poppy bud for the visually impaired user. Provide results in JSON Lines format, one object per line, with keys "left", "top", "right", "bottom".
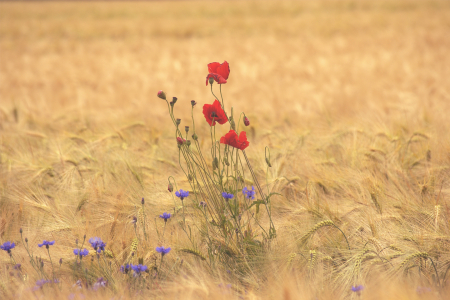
{"left": 185, "top": 126, "right": 189, "bottom": 135}
{"left": 209, "top": 77, "right": 214, "bottom": 85}
{"left": 172, "top": 97, "right": 178, "bottom": 104}
{"left": 191, "top": 100, "right": 197, "bottom": 107}
{"left": 176, "top": 119, "right": 181, "bottom": 126}
{"left": 176, "top": 137, "right": 185, "bottom": 145}
{"left": 230, "top": 119, "right": 236, "bottom": 131}
{"left": 213, "top": 157, "right": 219, "bottom": 170}
{"left": 244, "top": 116, "right": 250, "bottom": 126}
{"left": 141, "top": 198, "right": 145, "bottom": 205}
{"left": 157, "top": 90, "right": 166, "bottom": 100}
{"left": 168, "top": 183, "right": 173, "bottom": 193}
{"left": 192, "top": 133, "right": 198, "bottom": 141}
{"left": 186, "top": 140, "right": 191, "bottom": 147}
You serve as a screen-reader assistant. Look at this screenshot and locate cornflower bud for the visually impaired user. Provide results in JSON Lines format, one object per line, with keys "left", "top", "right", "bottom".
{"left": 185, "top": 126, "right": 189, "bottom": 135}
{"left": 25, "top": 238, "right": 28, "bottom": 243}
{"left": 172, "top": 97, "right": 178, "bottom": 104}
{"left": 59, "top": 258, "right": 63, "bottom": 265}
{"left": 176, "top": 119, "right": 181, "bottom": 126}
{"left": 192, "top": 133, "right": 198, "bottom": 141}
{"left": 209, "top": 77, "right": 214, "bottom": 85}
{"left": 141, "top": 198, "right": 145, "bottom": 205}
{"left": 157, "top": 90, "right": 166, "bottom": 100}
{"left": 170, "top": 101, "right": 174, "bottom": 107}
{"left": 191, "top": 100, "right": 197, "bottom": 107}
{"left": 244, "top": 116, "right": 250, "bottom": 126}
{"left": 20, "top": 228, "right": 22, "bottom": 234}
{"left": 168, "top": 183, "right": 173, "bottom": 193}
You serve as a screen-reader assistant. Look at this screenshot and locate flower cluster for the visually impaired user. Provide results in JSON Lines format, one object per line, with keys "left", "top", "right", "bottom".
{"left": 156, "top": 246, "right": 171, "bottom": 256}
{"left": 242, "top": 186, "right": 256, "bottom": 200}
{"left": 1, "top": 241, "right": 15, "bottom": 253}
{"left": 222, "top": 192, "right": 234, "bottom": 202}
{"left": 88, "top": 237, "right": 106, "bottom": 253}
{"left": 159, "top": 212, "right": 171, "bottom": 222}
{"left": 175, "top": 189, "right": 189, "bottom": 201}
{"left": 73, "top": 248, "right": 89, "bottom": 258}
{"left": 38, "top": 240, "right": 55, "bottom": 249}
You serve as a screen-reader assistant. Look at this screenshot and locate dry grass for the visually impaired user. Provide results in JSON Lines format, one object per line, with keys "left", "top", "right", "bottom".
{"left": 1, "top": 0, "right": 450, "bottom": 299}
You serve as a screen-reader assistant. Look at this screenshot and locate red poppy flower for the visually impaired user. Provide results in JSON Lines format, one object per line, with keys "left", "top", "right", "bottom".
{"left": 177, "top": 137, "right": 186, "bottom": 145}
{"left": 220, "top": 130, "right": 249, "bottom": 150}
{"left": 203, "top": 99, "right": 228, "bottom": 126}
{"left": 205, "top": 61, "right": 230, "bottom": 86}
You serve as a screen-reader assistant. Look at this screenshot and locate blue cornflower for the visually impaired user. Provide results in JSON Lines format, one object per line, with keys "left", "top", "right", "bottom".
{"left": 159, "top": 212, "right": 171, "bottom": 222}
{"left": 242, "top": 186, "right": 256, "bottom": 200}
{"left": 73, "top": 248, "right": 89, "bottom": 258}
{"left": 92, "top": 277, "right": 107, "bottom": 291}
{"left": 175, "top": 189, "right": 189, "bottom": 200}
{"left": 120, "top": 264, "right": 130, "bottom": 274}
{"left": 155, "top": 246, "right": 171, "bottom": 256}
{"left": 222, "top": 192, "right": 234, "bottom": 202}
{"left": 1, "top": 241, "right": 15, "bottom": 254}
{"left": 88, "top": 237, "right": 106, "bottom": 253}
{"left": 38, "top": 240, "right": 55, "bottom": 249}
{"left": 351, "top": 285, "right": 364, "bottom": 292}
{"left": 130, "top": 264, "right": 148, "bottom": 275}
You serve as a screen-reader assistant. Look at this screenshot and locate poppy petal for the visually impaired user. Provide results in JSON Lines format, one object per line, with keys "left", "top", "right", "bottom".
{"left": 208, "top": 62, "right": 221, "bottom": 74}
{"left": 216, "top": 61, "right": 230, "bottom": 80}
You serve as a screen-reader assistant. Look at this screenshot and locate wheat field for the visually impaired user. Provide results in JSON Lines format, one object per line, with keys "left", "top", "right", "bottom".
{"left": 1, "top": 0, "right": 450, "bottom": 299}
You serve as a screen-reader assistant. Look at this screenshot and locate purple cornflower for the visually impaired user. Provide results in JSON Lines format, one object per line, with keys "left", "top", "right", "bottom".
{"left": 0, "top": 241, "right": 15, "bottom": 253}
{"left": 14, "top": 264, "right": 21, "bottom": 270}
{"left": 38, "top": 240, "right": 55, "bottom": 249}
{"left": 242, "top": 186, "right": 256, "bottom": 200}
{"left": 155, "top": 246, "right": 171, "bottom": 256}
{"left": 130, "top": 264, "right": 148, "bottom": 276}
{"left": 73, "top": 248, "right": 89, "bottom": 258}
{"left": 159, "top": 212, "right": 171, "bottom": 222}
{"left": 92, "top": 277, "right": 107, "bottom": 291}
{"left": 88, "top": 237, "right": 106, "bottom": 253}
{"left": 222, "top": 192, "right": 234, "bottom": 202}
{"left": 351, "top": 285, "right": 364, "bottom": 292}
{"left": 120, "top": 264, "right": 130, "bottom": 274}
{"left": 175, "top": 189, "right": 189, "bottom": 200}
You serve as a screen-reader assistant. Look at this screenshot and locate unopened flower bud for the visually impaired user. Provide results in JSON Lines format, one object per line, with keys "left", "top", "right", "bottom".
{"left": 186, "top": 140, "right": 191, "bottom": 147}
{"left": 265, "top": 157, "right": 272, "bottom": 167}
{"left": 157, "top": 90, "right": 166, "bottom": 100}
{"left": 185, "top": 126, "right": 189, "bottom": 134}
{"left": 213, "top": 157, "right": 219, "bottom": 170}
{"left": 141, "top": 198, "right": 145, "bottom": 205}
{"left": 168, "top": 183, "right": 173, "bottom": 193}
{"left": 172, "top": 97, "right": 178, "bottom": 104}
{"left": 176, "top": 137, "right": 185, "bottom": 145}
{"left": 170, "top": 101, "right": 174, "bottom": 107}
{"left": 192, "top": 133, "right": 198, "bottom": 141}
{"left": 59, "top": 258, "right": 63, "bottom": 265}
{"left": 230, "top": 119, "right": 236, "bottom": 131}
{"left": 209, "top": 77, "right": 214, "bottom": 85}
{"left": 20, "top": 228, "right": 22, "bottom": 234}
{"left": 244, "top": 116, "right": 250, "bottom": 126}
{"left": 176, "top": 119, "right": 181, "bottom": 126}
{"left": 191, "top": 100, "right": 197, "bottom": 107}
{"left": 25, "top": 238, "right": 28, "bottom": 243}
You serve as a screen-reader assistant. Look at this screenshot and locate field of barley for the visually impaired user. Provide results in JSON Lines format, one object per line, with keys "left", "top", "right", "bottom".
{"left": 1, "top": 0, "right": 450, "bottom": 299}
